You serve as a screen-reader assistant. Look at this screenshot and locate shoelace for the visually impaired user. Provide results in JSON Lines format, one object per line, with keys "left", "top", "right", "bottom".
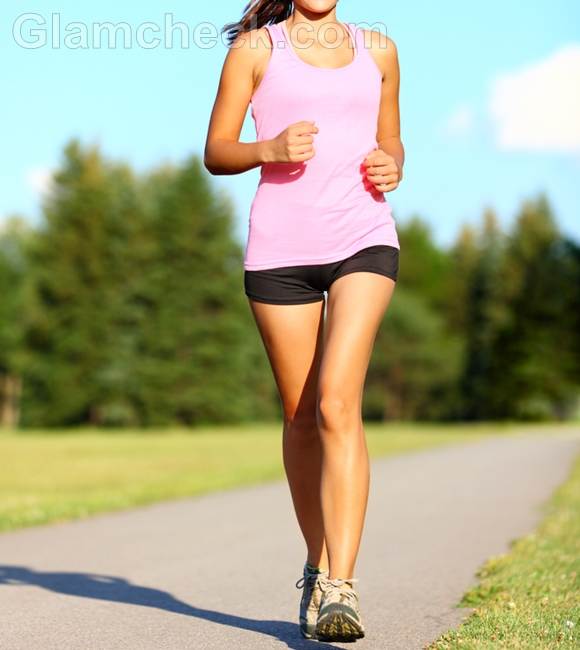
{"left": 319, "top": 576, "right": 361, "bottom": 608}
{"left": 321, "top": 576, "right": 360, "bottom": 588}
{"left": 295, "top": 570, "right": 327, "bottom": 590}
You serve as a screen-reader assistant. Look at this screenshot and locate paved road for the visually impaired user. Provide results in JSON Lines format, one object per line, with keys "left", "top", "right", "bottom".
{"left": 0, "top": 430, "right": 578, "bottom": 649}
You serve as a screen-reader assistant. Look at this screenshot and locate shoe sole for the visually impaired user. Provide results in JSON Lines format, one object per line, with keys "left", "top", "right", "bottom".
{"left": 315, "top": 611, "right": 365, "bottom": 642}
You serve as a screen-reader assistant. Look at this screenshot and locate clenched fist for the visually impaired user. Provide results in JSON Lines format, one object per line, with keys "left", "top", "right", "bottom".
{"left": 264, "top": 121, "right": 319, "bottom": 163}
{"left": 363, "top": 148, "right": 402, "bottom": 193}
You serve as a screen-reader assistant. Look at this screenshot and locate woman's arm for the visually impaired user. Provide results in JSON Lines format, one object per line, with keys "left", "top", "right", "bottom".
{"left": 376, "top": 33, "right": 404, "bottom": 181}
{"left": 363, "top": 30, "right": 405, "bottom": 191}
{"left": 204, "top": 29, "right": 318, "bottom": 175}
{"left": 204, "top": 30, "right": 270, "bottom": 175}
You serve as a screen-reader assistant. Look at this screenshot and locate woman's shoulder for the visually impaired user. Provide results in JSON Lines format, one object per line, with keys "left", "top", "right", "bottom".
{"left": 359, "top": 27, "right": 397, "bottom": 54}
{"left": 228, "top": 24, "right": 275, "bottom": 57}
{"left": 224, "top": 25, "right": 278, "bottom": 94}
{"left": 359, "top": 27, "right": 399, "bottom": 76}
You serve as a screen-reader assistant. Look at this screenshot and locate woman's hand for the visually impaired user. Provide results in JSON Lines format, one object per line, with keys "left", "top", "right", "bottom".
{"left": 262, "top": 121, "right": 319, "bottom": 163}
{"left": 363, "top": 148, "right": 402, "bottom": 193}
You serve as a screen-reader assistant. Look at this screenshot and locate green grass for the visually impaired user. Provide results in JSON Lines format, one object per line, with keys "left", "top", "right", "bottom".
{"left": 428, "top": 448, "right": 580, "bottom": 650}
{"left": 0, "top": 420, "right": 569, "bottom": 533}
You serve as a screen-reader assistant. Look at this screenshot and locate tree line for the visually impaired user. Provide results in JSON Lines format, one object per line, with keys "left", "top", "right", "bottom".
{"left": 0, "top": 138, "right": 578, "bottom": 428}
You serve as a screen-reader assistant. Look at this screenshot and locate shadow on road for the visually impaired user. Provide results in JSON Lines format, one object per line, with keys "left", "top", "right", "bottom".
{"left": 0, "top": 565, "right": 343, "bottom": 649}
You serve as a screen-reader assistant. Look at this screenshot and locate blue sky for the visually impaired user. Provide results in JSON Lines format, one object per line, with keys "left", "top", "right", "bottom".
{"left": 1, "top": 1, "right": 579, "bottom": 250}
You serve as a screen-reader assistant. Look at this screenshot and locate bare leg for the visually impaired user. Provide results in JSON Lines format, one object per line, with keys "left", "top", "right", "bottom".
{"left": 317, "top": 272, "right": 396, "bottom": 579}
{"left": 248, "top": 297, "right": 329, "bottom": 570}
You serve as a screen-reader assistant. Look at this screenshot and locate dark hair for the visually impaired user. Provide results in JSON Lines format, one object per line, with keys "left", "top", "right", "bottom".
{"left": 222, "top": 0, "right": 293, "bottom": 47}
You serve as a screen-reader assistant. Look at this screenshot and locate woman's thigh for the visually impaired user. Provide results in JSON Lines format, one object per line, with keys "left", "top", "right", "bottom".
{"left": 319, "top": 272, "right": 396, "bottom": 413}
{"left": 247, "top": 297, "right": 326, "bottom": 422}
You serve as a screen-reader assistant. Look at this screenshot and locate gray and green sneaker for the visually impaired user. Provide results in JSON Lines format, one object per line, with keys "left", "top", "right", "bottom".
{"left": 315, "top": 576, "right": 365, "bottom": 642}
{"left": 295, "top": 563, "right": 329, "bottom": 639}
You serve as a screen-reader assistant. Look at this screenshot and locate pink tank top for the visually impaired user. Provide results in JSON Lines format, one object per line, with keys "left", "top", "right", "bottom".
{"left": 244, "top": 19, "right": 400, "bottom": 271}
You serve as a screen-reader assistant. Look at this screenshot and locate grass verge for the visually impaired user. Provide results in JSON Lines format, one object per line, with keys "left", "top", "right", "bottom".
{"left": 428, "top": 448, "right": 580, "bottom": 649}
{"left": 0, "top": 420, "right": 522, "bottom": 532}
{"left": 0, "top": 421, "right": 565, "bottom": 533}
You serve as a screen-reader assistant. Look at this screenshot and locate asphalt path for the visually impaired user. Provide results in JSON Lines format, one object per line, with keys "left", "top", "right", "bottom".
{"left": 0, "top": 429, "right": 578, "bottom": 649}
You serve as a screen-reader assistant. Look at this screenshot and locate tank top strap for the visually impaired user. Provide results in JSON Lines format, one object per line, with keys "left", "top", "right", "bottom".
{"left": 264, "top": 21, "right": 286, "bottom": 57}
{"left": 348, "top": 22, "right": 380, "bottom": 75}
{"left": 347, "top": 22, "right": 364, "bottom": 59}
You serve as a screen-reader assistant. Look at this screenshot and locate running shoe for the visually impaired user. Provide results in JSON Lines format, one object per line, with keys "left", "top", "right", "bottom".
{"left": 315, "top": 575, "right": 365, "bottom": 642}
{"left": 295, "top": 563, "right": 329, "bottom": 639}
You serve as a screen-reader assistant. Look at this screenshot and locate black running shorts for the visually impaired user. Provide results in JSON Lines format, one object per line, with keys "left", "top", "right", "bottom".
{"left": 244, "top": 244, "right": 399, "bottom": 305}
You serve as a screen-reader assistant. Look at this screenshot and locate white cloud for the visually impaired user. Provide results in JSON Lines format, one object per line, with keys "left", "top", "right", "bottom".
{"left": 26, "top": 166, "right": 54, "bottom": 196}
{"left": 489, "top": 43, "right": 580, "bottom": 153}
{"left": 442, "top": 104, "right": 475, "bottom": 137}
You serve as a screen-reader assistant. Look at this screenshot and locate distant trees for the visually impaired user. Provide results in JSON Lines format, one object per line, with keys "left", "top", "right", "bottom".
{"left": 7, "top": 138, "right": 277, "bottom": 428}
{"left": 365, "top": 194, "right": 580, "bottom": 422}
{"left": 0, "top": 217, "right": 29, "bottom": 427}
{"left": 365, "top": 217, "right": 462, "bottom": 421}
{"left": 0, "top": 138, "right": 578, "bottom": 428}
{"left": 482, "top": 195, "right": 580, "bottom": 419}
{"left": 458, "top": 208, "right": 509, "bottom": 420}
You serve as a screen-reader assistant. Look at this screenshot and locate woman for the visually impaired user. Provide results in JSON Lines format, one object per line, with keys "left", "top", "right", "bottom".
{"left": 204, "top": 0, "right": 403, "bottom": 642}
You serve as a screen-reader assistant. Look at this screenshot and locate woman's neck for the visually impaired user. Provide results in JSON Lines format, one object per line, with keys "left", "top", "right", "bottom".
{"left": 286, "top": 9, "right": 345, "bottom": 47}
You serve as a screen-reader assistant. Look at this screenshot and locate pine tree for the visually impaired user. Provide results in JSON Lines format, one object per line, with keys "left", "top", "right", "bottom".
{"left": 21, "top": 140, "right": 277, "bottom": 427}
{"left": 0, "top": 216, "right": 29, "bottom": 427}
{"left": 445, "top": 223, "right": 479, "bottom": 335}
{"left": 459, "top": 207, "right": 507, "bottom": 420}
{"left": 486, "top": 193, "right": 578, "bottom": 419}
{"left": 130, "top": 153, "right": 276, "bottom": 425}
{"left": 21, "top": 139, "right": 146, "bottom": 426}
{"left": 396, "top": 214, "right": 452, "bottom": 310}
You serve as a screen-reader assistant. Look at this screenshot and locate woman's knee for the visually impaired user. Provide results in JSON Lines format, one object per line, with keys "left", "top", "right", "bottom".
{"left": 316, "top": 392, "right": 359, "bottom": 433}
